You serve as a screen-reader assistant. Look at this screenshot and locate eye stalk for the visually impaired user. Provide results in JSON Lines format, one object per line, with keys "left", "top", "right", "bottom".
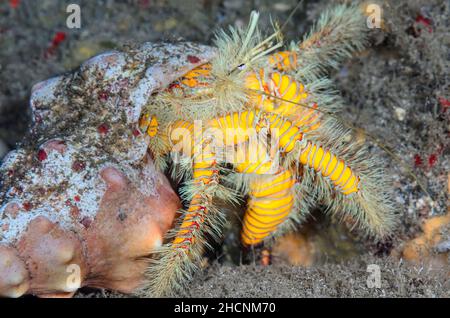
{"left": 227, "top": 62, "right": 248, "bottom": 76}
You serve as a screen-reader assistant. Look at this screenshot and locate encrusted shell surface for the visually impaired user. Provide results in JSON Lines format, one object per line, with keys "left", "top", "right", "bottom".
{"left": 0, "top": 42, "right": 216, "bottom": 244}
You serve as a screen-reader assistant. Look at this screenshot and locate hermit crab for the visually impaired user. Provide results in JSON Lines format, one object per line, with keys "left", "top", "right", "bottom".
{"left": 0, "top": 3, "right": 397, "bottom": 298}
{"left": 139, "top": 4, "right": 396, "bottom": 296}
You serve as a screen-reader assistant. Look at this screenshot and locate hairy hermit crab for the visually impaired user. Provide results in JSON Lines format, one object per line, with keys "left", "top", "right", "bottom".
{"left": 1, "top": 3, "right": 398, "bottom": 297}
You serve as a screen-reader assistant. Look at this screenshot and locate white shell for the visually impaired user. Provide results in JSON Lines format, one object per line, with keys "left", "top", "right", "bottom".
{"left": 0, "top": 42, "right": 216, "bottom": 244}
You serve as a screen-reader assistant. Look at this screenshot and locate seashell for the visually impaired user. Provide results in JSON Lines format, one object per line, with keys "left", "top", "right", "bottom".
{"left": 0, "top": 42, "right": 216, "bottom": 297}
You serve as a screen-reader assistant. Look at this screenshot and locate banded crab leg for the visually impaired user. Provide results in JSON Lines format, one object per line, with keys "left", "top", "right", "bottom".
{"left": 144, "top": 119, "right": 225, "bottom": 296}
{"left": 240, "top": 169, "right": 296, "bottom": 246}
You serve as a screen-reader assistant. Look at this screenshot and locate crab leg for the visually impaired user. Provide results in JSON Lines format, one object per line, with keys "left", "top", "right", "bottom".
{"left": 145, "top": 138, "right": 222, "bottom": 296}
{"left": 241, "top": 169, "right": 296, "bottom": 246}
{"left": 172, "top": 144, "right": 219, "bottom": 249}
{"left": 244, "top": 70, "right": 320, "bottom": 129}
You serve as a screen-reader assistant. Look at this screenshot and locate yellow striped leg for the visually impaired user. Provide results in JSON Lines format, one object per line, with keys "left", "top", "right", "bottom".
{"left": 267, "top": 51, "right": 299, "bottom": 72}
{"left": 147, "top": 141, "right": 219, "bottom": 296}
{"left": 298, "top": 141, "right": 359, "bottom": 195}
{"left": 172, "top": 143, "right": 218, "bottom": 248}
{"left": 244, "top": 70, "right": 321, "bottom": 133}
{"left": 166, "top": 50, "right": 300, "bottom": 95}
{"left": 241, "top": 169, "right": 296, "bottom": 246}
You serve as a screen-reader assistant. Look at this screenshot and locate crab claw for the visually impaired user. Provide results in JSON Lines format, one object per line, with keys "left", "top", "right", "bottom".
{"left": 0, "top": 245, "right": 30, "bottom": 297}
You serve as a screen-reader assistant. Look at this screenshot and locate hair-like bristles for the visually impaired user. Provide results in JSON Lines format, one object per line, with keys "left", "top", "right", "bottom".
{"left": 292, "top": 3, "right": 369, "bottom": 80}
{"left": 169, "top": 156, "right": 194, "bottom": 182}
{"left": 141, "top": 204, "right": 226, "bottom": 297}
{"left": 179, "top": 178, "right": 240, "bottom": 206}
{"left": 213, "top": 11, "right": 283, "bottom": 78}
{"left": 145, "top": 11, "right": 285, "bottom": 125}
{"left": 289, "top": 114, "right": 397, "bottom": 239}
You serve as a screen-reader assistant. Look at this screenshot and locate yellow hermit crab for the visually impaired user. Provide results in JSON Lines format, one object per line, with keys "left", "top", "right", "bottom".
{"left": 138, "top": 3, "right": 396, "bottom": 296}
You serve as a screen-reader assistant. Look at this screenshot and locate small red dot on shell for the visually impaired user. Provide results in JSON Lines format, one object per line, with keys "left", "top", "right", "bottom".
{"left": 98, "top": 124, "right": 109, "bottom": 134}
{"left": 98, "top": 91, "right": 108, "bottom": 101}
{"left": 72, "top": 160, "right": 86, "bottom": 172}
{"left": 74, "top": 195, "right": 81, "bottom": 202}
{"left": 414, "top": 154, "right": 423, "bottom": 167}
{"left": 428, "top": 154, "right": 438, "bottom": 167}
{"left": 23, "top": 202, "right": 32, "bottom": 211}
{"left": 37, "top": 149, "right": 48, "bottom": 161}
{"left": 187, "top": 55, "right": 201, "bottom": 63}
